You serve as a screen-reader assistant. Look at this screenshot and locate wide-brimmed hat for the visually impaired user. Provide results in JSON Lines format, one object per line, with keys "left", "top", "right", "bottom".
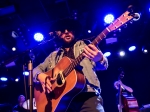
{"left": 50, "top": 18, "right": 82, "bottom": 37}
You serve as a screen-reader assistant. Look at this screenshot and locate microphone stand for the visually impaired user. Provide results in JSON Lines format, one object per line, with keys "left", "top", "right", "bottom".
{"left": 118, "top": 81, "right": 122, "bottom": 112}
{"left": 28, "top": 50, "right": 35, "bottom": 112}
{"left": 27, "top": 38, "right": 55, "bottom": 112}
{"left": 118, "top": 71, "right": 124, "bottom": 112}
{"left": 0, "top": 33, "right": 56, "bottom": 111}
{"left": 1, "top": 35, "right": 55, "bottom": 112}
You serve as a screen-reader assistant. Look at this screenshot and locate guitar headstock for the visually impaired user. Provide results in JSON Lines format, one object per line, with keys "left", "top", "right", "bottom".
{"left": 107, "top": 11, "right": 139, "bottom": 31}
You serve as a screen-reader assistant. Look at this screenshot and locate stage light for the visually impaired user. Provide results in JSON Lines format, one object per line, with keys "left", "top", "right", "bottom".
{"left": 23, "top": 71, "right": 29, "bottom": 76}
{"left": 5, "top": 61, "right": 16, "bottom": 67}
{"left": 104, "top": 14, "right": 114, "bottom": 24}
{"left": 129, "top": 46, "right": 136, "bottom": 51}
{"left": 105, "top": 37, "right": 117, "bottom": 44}
{"left": 142, "top": 46, "right": 148, "bottom": 54}
{"left": 0, "top": 5, "right": 15, "bottom": 16}
{"left": 144, "top": 49, "right": 148, "bottom": 53}
{"left": 12, "top": 31, "right": 19, "bottom": 38}
{"left": 0, "top": 77, "right": 8, "bottom": 81}
{"left": 88, "top": 30, "right": 91, "bottom": 33}
{"left": 15, "top": 78, "right": 19, "bottom": 82}
{"left": 143, "top": 49, "right": 148, "bottom": 54}
{"left": 12, "top": 47, "right": 16, "bottom": 51}
{"left": 104, "top": 52, "right": 111, "bottom": 57}
{"left": 119, "top": 51, "right": 125, "bottom": 57}
{"left": 34, "top": 33, "right": 44, "bottom": 42}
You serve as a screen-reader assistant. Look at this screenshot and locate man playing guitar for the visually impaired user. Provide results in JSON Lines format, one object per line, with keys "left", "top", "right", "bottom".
{"left": 33, "top": 18, "right": 108, "bottom": 112}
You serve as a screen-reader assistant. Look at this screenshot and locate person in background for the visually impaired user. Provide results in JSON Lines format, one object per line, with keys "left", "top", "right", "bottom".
{"left": 114, "top": 80, "right": 133, "bottom": 93}
{"left": 13, "top": 95, "right": 26, "bottom": 112}
{"left": 114, "top": 80, "right": 133, "bottom": 111}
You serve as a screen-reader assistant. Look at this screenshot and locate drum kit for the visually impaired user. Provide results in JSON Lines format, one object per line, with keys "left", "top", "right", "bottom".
{"left": 0, "top": 98, "right": 37, "bottom": 112}
{"left": 22, "top": 98, "right": 37, "bottom": 111}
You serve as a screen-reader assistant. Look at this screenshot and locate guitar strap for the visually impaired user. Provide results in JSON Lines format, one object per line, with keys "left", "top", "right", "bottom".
{"left": 55, "top": 50, "right": 62, "bottom": 64}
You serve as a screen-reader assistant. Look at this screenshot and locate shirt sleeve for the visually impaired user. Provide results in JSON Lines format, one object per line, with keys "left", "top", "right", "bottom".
{"left": 81, "top": 40, "right": 108, "bottom": 71}
{"left": 33, "top": 54, "right": 52, "bottom": 82}
{"left": 94, "top": 55, "right": 108, "bottom": 71}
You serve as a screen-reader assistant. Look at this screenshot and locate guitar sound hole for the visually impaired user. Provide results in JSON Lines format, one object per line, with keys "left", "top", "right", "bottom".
{"left": 57, "top": 73, "right": 63, "bottom": 85}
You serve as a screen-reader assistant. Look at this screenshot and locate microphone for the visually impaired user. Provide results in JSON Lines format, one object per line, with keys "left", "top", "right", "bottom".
{"left": 49, "top": 32, "right": 55, "bottom": 37}
{"left": 38, "top": 39, "right": 54, "bottom": 45}
{"left": 49, "top": 31, "right": 62, "bottom": 38}
{"left": 28, "top": 50, "right": 35, "bottom": 60}
{"left": 37, "top": 32, "right": 61, "bottom": 46}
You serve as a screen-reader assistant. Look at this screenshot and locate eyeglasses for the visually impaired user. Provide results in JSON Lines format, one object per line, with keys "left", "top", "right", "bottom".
{"left": 49, "top": 29, "right": 74, "bottom": 37}
{"left": 59, "top": 28, "right": 74, "bottom": 32}
{"left": 55, "top": 29, "right": 74, "bottom": 35}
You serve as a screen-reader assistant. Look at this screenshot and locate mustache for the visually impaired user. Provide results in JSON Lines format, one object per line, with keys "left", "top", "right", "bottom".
{"left": 64, "top": 34, "right": 71, "bottom": 37}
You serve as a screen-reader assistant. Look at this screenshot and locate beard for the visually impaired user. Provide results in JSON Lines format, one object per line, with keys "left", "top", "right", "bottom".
{"left": 61, "top": 37, "right": 75, "bottom": 48}
{"left": 54, "top": 34, "right": 76, "bottom": 48}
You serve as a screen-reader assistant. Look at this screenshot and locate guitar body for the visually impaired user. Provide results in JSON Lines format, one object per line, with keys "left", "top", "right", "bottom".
{"left": 34, "top": 57, "right": 86, "bottom": 112}
{"left": 122, "top": 94, "right": 139, "bottom": 112}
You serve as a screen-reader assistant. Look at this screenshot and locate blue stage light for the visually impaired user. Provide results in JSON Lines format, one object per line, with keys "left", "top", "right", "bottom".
{"left": 12, "top": 47, "right": 16, "bottom": 51}
{"left": 15, "top": 78, "right": 19, "bottom": 82}
{"left": 143, "top": 49, "right": 148, "bottom": 53}
{"left": 104, "top": 14, "right": 114, "bottom": 24}
{"left": 129, "top": 46, "right": 136, "bottom": 51}
{"left": 119, "top": 51, "right": 125, "bottom": 57}
{"left": 88, "top": 30, "right": 91, "bottom": 33}
{"left": 23, "top": 71, "right": 29, "bottom": 76}
{"left": 104, "top": 52, "right": 111, "bottom": 57}
{"left": 0, "top": 77, "right": 8, "bottom": 81}
{"left": 34, "top": 33, "right": 44, "bottom": 42}
{"left": 142, "top": 46, "right": 148, "bottom": 54}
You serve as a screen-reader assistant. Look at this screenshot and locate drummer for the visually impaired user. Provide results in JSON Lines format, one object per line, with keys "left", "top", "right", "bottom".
{"left": 13, "top": 95, "right": 26, "bottom": 112}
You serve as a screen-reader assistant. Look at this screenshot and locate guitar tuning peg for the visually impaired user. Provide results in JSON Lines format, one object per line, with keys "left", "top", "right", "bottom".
{"left": 130, "top": 20, "right": 133, "bottom": 24}
{"left": 127, "top": 5, "right": 134, "bottom": 13}
{"left": 124, "top": 24, "right": 127, "bottom": 28}
{"left": 118, "top": 28, "right": 121, "bottom": 32}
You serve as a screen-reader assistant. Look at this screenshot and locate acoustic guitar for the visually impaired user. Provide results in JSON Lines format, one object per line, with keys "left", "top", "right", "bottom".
{"left": 34, "top": 8, "right": 139, "bottom": 112}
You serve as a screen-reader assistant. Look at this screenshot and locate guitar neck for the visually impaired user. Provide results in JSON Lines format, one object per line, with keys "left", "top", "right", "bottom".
{"left": 91, "top": 28, "right": 109, "bottom": 46}
{"left": 63, "top": 10, "right": 135, "bottom": 77}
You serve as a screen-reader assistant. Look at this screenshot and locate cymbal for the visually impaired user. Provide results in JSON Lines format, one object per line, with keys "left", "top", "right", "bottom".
{"left": 22, "top": 98, "right": 36, "bottom": 110}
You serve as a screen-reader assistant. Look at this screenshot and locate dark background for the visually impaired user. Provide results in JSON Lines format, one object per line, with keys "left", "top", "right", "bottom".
{"left": 0, "top": 0, "right": 150, "bottom": 112}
